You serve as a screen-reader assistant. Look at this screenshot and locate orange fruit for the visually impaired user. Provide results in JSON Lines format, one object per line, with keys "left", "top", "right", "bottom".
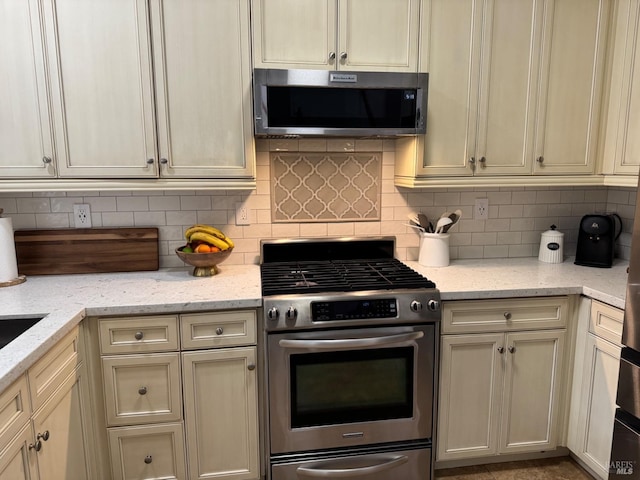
{"left": 210, "top": 246, "right": 221, "bottom": 253}
{"left": 195, "top": 244, "right": 212, "bottom": 253}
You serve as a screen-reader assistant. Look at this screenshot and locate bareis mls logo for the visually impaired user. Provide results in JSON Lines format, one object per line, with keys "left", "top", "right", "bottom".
{"left": 610, "top": 460, "right": 635, "bottom": 475}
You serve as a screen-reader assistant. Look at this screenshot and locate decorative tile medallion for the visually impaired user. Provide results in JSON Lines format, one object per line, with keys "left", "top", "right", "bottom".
{"left": 271, "top": 153, "right": 381, "bottom": 222}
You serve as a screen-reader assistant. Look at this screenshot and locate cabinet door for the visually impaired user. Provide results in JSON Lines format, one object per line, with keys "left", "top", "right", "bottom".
{"left": 0, "top": 425, "right": 37, "bottom": 480}
{"left": 0, "top": 0, "right": 55, "bottom": 178}
{"left": 337, "top": 0, "right": 419, "bottom": 72}
{"left": 602, "top": 0, "right": 640, "bottom": 176}
{"left": 574, "top": 334, "right": 621, "bottom": 479}
{"left": 500, "top": 329, "right": 565, "bottom": 454}
{"left": 41, "top": 0, "right": 157, "bottom": 178}
{"left": 182, "top": 347, "right": 259, "bottom": 480}
{"left": 533, "top": 0, "right": 609, "bottom": 175}
{"left": 437, "top": 333, "right": 503, "bottom": 461}
{"left": 251, "top": 0, "right": 336, "bottom": 69}
{"left": 473, "top": 0, "right": 542, "bottom": 176}
{"left": 31, "top": 365, "right": 91, "bottom": 480}
{"left": 151, "top": 0, "right": 255, "bottom": 179}
{"left": 418, "top": 0, "right": 483, "bottom": 176}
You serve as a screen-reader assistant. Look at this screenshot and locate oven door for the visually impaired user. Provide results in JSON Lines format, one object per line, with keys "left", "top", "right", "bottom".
{"left": 267, "top": 324, "right": 435, "bottom": 454}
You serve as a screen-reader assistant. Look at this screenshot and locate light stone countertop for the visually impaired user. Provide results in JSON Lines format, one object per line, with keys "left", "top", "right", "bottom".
{"left": 0, "top": 256, "right": 629, "bottom": 393}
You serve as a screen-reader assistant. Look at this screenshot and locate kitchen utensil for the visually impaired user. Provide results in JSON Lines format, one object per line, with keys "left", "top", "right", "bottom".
{"left": 435, "top": 217, "right": 453, "bottom": 234}
{"left": 442, "top": 209, "right": 462, "bottom": 233}
{"left": 538, "top": 224, "right": 564, "bottom": 264}
{"left": 417, "top": 213, "right": 430, "bottom": 230}
{"left": 404, "top": 223, "right": 425, "bottom": 233}
{"left": 175, "top": 246, "right": 233, "bottom": 276}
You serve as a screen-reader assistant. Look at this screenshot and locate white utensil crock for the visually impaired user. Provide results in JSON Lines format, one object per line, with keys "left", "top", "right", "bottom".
{"left": 419, "top": 232, "right": 450, "bottom": 267}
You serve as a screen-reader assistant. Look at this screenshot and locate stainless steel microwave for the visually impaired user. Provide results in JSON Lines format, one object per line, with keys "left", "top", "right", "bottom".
{"left": 253, "top": 68, "right": 428, "bottom": 137}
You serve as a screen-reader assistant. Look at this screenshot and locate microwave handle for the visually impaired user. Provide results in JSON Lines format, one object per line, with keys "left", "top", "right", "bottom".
{"left": 278, "top": 331, "right": 424, "bottom": 350}
{"left": 296, "top": 454, "right": 408, "bottom": 478}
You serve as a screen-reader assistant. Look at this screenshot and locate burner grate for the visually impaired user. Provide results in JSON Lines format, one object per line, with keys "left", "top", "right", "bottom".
{"left": 260, "top": 258, "right": 435, "bottom": 296}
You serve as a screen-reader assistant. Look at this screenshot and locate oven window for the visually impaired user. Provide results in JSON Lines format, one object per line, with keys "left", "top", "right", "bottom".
{"left": 290, "top": 347, "right": 414, "bottom": 428}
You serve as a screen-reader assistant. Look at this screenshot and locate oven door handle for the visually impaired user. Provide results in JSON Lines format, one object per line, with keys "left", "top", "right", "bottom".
{"left": 296, "top": 454, "right": 408, "bottom": 478}
{"left": 278, "top": 331, "right": 424, "bottom": 350}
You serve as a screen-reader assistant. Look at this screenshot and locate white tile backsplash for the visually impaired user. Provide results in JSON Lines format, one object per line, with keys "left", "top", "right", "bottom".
{"left": 1, "top": 152, "right": 637, "bottom": 267}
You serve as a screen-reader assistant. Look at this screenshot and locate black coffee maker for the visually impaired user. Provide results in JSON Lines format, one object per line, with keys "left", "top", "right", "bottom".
{"left": 574, "top": 213, "right": 622, "bottom": 268}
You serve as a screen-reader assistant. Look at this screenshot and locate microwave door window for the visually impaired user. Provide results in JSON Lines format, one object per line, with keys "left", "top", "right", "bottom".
{"left": 290, "top": 347, "right": 414, "bottom": 428}
{"left": 266, "top": 87, "right": 416, "bottom": 129}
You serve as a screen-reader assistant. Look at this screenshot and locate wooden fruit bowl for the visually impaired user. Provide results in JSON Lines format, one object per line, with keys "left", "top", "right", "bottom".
{"left": 175, "top": 246, "right": 233, "bottom": 277}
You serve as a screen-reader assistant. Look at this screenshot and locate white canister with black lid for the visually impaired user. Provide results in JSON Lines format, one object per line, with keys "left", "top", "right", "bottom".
{"left": 538, "top": 225, "right": 564, "bottom": 263}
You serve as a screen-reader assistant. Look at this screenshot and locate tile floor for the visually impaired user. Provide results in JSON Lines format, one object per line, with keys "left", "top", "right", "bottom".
{"left": 434, "top": 457, "right": 595, "bottom": 479}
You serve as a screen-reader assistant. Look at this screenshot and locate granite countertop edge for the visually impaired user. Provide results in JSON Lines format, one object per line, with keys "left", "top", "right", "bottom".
{"left": 0, "top": 257, "right": 628, "bottom": 393}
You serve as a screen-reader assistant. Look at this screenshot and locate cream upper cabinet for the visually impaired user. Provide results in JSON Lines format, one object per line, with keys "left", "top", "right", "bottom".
{"left": 0, "top": 0, "right": 55, "bottom": 178}
{"left": 252, "top": 0, "right": 420, "bottom": 72}
{"left": 41, "top": 0, "right": 157, "bottom": 178}
{"left": 395, "top": 0, "right": 610, "bottom": 186}
{"left": 601, "top": 0, "right": 640, "bottom": 179}
{"left": 150, "top": 0, "right": 255, "bottom": 179}
{"left": 437, "top": 297, "right": 569, "bottom": 462}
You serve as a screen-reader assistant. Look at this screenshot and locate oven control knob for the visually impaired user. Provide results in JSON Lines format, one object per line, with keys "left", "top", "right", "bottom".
{"left": 286, "top": 307, "right": 298, "bottom": 321}
{"left": 410, "top": 300, "right": 423, "bottom": 312}
{"left": 267, "top": 307, "right": 279, "bottom": 320}
{"left": 427, "top": 299, "right": 441, "bottom": 312}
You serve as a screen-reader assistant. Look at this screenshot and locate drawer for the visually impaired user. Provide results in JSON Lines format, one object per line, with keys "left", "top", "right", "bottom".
{"left": 0, "top": 376, "right": 30, "bottom": 449}
{"left": 102, "top": 353, "right": 182, "bottom": 426}
{"left": 442, "top": 297, "right": 568, "bottom": 334}
{"left": 181, "top": 310, "right": 257, "bottom": 349}
{"left": 107, "top": 423, "right": 187, "bottom": 480}
{"left": 28, "top": 326, "right": 80, "bottom": 411}
{"left": 99, "top": 315, "right": 179, "bottom": 354}
{"left": 590, "top": 300, "right": 624, "bottom": 345}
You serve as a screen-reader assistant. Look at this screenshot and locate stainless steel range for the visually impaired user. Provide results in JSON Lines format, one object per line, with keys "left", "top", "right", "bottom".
{"left": 260, "top": 237, "right": 441, "bottom": 480}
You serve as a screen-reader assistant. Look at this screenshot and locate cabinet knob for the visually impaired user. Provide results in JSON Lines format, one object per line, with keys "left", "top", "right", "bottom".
{"left": 215, "top": 327, "right": 224, "bottom": 335}
{"left": 138, "top": 386, "right": 148, "bottom": 395}
{"left": 29, "top": 440, "right": 42, "bottom": 452}
{"left": 146, "top": 158, "right": 155, "bottom": 165}
{"left": 144, "top": 455, "right": 153, "bottom": 464}
{"left": 37, "top": 431, "right": 50, "bottom": 442}
{"left": 479, "top": 156, "right": 486, "bottom": 168}
{"left": 508, "top": 346, "right": 515, "bottom": 354}
{"left": 248, "top": 363, "right": 256, "bottom": 371}
{"left": 340, "top": 51, "right": 348, "bottom": 60}
{"left": 468, "top": 157, "right": 476, "bottom": 170}
{"left": 536, "top": 156, "right": 544, "bottom": 164}
{"left": 134, "top": 331, "right": 144, "bottom": 340}
{"left": 503, "top": 312, "right": 512, "bottom": 320}
{"left": 160, "top": 158, "right": 168, "bottom": 165}
{"left": 497, "top": 346, "right": 505, "bottom": 354}
{"left": 42, "top": 156, "right": 52, "bottom": 165}
{"left": 329, "top": 51, "right": 336, "bottom": 61}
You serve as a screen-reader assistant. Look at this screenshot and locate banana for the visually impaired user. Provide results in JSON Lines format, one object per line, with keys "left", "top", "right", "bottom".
{"left": 185, "top": 224, "right": 234, "bottom": 248}
{"left": 189, "top": 231, "right": 231, "bottom": 250}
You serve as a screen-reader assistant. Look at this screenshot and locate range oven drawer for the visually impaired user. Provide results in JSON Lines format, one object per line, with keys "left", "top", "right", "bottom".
{"left": 271, "top": 446, "right": 430, "bottom": 480}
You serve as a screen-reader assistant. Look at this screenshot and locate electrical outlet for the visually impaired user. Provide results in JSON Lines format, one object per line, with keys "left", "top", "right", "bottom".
{"left": 73, "top": 204, "right": 92, "bottom": 228}
{"left": 235, "top": 202, "right": 250, "bottom": 226}
{"left": 474, "top": 198, "right": 489, "bottom": 220}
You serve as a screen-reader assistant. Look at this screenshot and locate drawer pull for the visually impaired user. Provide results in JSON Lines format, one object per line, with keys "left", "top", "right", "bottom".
{"left": 138, "top": 386, "right": 148, "bottom": 395}
{"left": 215, "top": 327, "right": 224, "bottom": 335}
{"left": 508, "top": 346, "right": 515, "bottom": 354}
{"left": 497, "top": 346, "right": 505, "bottom": 354}
{"left": 37, "top": 431, "right": 50, "bottom": 442}
{"left": 248, "top": 363, "right": 256, "bottom": 371}
{"left": 144, "top": 455, "right": 153, "bottom": 464}
{"left": 134, "top": 331, "right": 144, "bottom": 340}
{"left": 504, "top": 312, "right": 512, "bottom": 320}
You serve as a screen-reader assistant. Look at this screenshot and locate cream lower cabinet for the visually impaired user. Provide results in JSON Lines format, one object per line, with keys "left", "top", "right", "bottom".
{"left": 437, "top": 297, "right": 569, "bottom": 462}
{"left": 98, "top": 310, "right": 259, "bottom": 480}
{"left": 251, "top": 0, "right": 420, "bottom": 72}
{"left": 568, "top": 300, "right": 623, "bottom": 479}
{"left": 0, "top": 326, "right": 96, "bottom": 480}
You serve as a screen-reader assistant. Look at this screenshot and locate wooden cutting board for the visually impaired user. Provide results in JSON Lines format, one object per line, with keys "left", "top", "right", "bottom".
{"left": 15, "top": 228, "right": 159, "bottom": 275}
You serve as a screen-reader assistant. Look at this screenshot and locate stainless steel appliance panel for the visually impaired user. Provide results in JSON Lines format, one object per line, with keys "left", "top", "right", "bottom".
{"left": 271, "top": 446, "right": 430, "bottom": 480}
{"left": 267, "top": 324, "right": 435, "bottom": 454}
